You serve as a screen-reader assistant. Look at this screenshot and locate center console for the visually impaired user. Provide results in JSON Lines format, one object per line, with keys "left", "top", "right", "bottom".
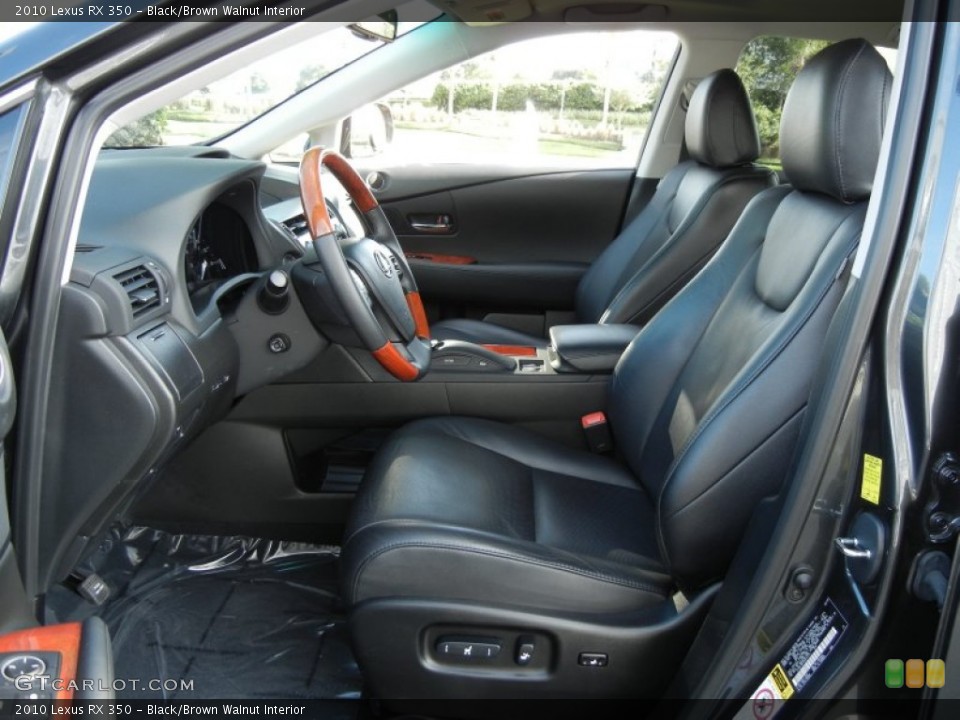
{"left": 425, "top": 323, "right": 641, "bottom": 378}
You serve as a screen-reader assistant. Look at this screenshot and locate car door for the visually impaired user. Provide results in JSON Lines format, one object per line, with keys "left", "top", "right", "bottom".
{"left": 352, "top": 28, "right": 679, "bottom": 335}
{"left": 0, "top": 327, "right": 30, "bottom": 635}
{"left": 0, "top": 96, "right": 34, "bottom": 634}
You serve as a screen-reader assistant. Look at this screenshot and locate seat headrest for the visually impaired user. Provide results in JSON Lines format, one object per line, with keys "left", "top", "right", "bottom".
{"left": 684, "top": 69, "right": 760, "bottom": 169}
{"left": 780, "top": 39, "right": 892, "bottom": 203}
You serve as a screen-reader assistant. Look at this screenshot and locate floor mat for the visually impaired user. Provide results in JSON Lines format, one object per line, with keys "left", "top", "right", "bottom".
{"left": 46, "top": 527, "right": 362, "bottom": 702}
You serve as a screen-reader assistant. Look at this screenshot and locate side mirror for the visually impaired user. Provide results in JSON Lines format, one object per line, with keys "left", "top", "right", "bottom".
{"left": 341, "top": 103, "right": 394, "bottom": 159}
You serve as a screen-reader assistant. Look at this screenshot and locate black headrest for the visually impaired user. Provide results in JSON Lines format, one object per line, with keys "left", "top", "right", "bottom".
{"left": 685, "top": 69, "right": 760, "bottom": 169}
{"left": 780, "top": 39, "right": 892, "bottom": 203}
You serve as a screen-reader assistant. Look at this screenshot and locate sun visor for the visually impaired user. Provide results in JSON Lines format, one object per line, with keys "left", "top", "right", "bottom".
{"left": 439, "top": 0, "right": 533, "bottom": 24}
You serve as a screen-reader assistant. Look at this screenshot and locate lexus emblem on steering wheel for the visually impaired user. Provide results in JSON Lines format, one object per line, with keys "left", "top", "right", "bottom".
{"left": 375, "top": 249, "right": 395, "bottom": 279}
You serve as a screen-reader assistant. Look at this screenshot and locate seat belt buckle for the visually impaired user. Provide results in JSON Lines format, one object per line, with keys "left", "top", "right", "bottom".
{"left": 581, "top": 412, "right": 613, "bottom": 453}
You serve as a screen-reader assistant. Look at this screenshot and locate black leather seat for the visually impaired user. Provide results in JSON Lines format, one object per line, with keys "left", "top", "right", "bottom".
{"left": 343, "top": 40, "right": 891, "bottom": 698}
{"left": 430, "top": 68, "right": 776, "bottom": 346}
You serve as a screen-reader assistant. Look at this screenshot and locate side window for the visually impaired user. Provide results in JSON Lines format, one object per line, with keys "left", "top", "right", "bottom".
{"left": 0, "top": 104, "right": 29, "bottom": 265}
{"left": 375, "top": 30, "right": 679, "bottom": 168}
{"left": 0, "top": 105, "right": 27, "bottom": 216}
{"left": 735, "top": 37, "right": 897, "bottom": 170}
{"left": 734, "top": 37, "right": 831, "bottom": 169}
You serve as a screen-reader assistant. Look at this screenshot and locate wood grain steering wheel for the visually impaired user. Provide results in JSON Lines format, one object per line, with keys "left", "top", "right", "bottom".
{"left": 299, "top": 147, "right": 431, "bottom": 381}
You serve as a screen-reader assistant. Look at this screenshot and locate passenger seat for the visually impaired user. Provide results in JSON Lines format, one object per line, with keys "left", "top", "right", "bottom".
{"left": 430, "top": 68, "right": 778, "bottom": 345}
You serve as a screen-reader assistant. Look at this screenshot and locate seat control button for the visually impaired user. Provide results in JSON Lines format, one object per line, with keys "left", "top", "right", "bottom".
{"left": 516, "top": 637, "right": 535, "bottom": 666}
{"left": 578, "top": 652, "right": 608, "bottom": 667}
{"left": 436, "top": 639, "right": 501, "bottom": 660}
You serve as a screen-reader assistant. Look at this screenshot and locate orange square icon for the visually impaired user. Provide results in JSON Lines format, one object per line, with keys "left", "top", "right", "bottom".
{"left": 926, "top": 659, "right": 945, "bottom": 688}
{"left": 905, "top": 659, "right": 925, "bottom": 688}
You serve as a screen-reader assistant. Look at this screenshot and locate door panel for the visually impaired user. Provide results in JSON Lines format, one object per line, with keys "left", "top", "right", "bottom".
{"left": 0, "top": 329, "right": 32, "bottom": 633}
{"left": 374, "top": 166, "right": 631, "bottom": 263}
{"left": 364, "top": 165, "right": 634, "bottom": 318}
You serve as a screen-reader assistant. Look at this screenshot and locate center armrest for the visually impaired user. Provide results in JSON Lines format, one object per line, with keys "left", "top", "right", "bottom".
{"left": 548, "top": 324, "right": 641, "bottom": 373}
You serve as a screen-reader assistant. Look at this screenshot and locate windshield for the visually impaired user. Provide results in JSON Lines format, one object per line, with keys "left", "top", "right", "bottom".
{"left": 105, "top": 21, "right": 425, "bottom": 148}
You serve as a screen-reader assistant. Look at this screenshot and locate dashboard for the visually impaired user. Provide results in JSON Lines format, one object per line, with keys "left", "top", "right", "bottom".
{"left": 39, "top": 145, "right": 354, "bottom": 590}
{"left": 183, "top": 201, "right": 259, "bottom": 313}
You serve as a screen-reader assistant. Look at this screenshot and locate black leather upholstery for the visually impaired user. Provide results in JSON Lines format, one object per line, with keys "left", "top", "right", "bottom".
{"left": 343, "top": 417, "right": 671, "bottom": 613}
{"left": 548, "top": 323, "right": 641, "bottom": 373}
{"left": 685, "top": 68, "right": 762, "bottom": 168}
{"left": 343, "top": 40, "right": 891, "bottom": 648}
{"left": 780, "top": 38, "right": 892, "bottom": 202}
{"left": 422, "top": 317, "right": 543, "bottom": 345}
{"left": 431, "top": 68, "right": 775, "bottom": 344}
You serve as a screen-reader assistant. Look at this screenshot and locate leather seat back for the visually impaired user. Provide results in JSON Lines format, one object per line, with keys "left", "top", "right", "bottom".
{"left": 608, "top": 39, "right": 892, "bottom": 590}
{"left": 576, "top": 69, "right": 776, "bottom": 326}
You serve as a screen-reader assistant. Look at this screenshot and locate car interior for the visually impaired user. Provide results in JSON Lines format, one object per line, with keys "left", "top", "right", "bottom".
{"left": 0, "top": 0, "right": 914, "bottom": 707}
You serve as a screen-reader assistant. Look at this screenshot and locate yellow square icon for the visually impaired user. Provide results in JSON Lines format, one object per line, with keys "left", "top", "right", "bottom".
{"left": 906, "top": 659, "right": 925, "bottom": 688}
{"left": 926, "top": 659, "right": 945, "bottom": 688}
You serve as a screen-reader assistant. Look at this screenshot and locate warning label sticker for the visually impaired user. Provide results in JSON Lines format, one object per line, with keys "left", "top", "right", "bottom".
{"left": 861, "top": 453, "right": 883, "bottom": 505}
{"left": 736, "top": 664, "right": 793, "bottom": 720}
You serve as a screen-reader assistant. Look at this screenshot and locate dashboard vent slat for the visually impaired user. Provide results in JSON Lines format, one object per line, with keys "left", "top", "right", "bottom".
{"left": 282, "top": 214, "right": 310, "bottom": 238}
{"left": 114, "top": 265, "right": 161, "bottom": 317}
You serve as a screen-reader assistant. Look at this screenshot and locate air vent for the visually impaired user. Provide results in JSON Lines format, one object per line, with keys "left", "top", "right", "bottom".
{"left": 282, "top": 214, "right": 310, "bottom": 238}
{"left": 114, "top": 264, "right": 161, "bottom": 317}
{"left": 74, "top": 244, "right": 101, "bottom": 253}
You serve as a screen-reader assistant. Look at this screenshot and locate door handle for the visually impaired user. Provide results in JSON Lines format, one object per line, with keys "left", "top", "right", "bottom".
{"left": 409, "top": 214, "right": 454, "bottom": 234}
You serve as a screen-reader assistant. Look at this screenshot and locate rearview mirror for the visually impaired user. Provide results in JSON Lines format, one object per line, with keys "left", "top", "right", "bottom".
{"left": 349, "top": 11, "right": 399, "bottom": 43}
{"left": 341, "top": 103, "right": 394, "bottom": 159}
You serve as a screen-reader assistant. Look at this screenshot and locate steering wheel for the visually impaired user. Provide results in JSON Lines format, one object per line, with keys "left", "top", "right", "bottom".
{"left": 298, "top": 147, "right": 431, "bottom": 381}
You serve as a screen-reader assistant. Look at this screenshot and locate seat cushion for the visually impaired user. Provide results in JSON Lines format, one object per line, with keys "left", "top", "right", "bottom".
{"left": 342, "top": 417, "right": 672, "bottom": 614}
{"left": 430, "top": 318, "right": 545, "bottom": 346}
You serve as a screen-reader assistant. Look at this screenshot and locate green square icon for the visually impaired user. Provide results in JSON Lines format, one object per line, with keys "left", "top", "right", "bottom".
{"left": 886, "top": 659, "right": 905, "bottom": 688}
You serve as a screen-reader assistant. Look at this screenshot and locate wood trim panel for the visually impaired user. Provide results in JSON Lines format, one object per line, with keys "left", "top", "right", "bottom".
{"left": 0, "top": 623, "right": 82, "bottom": 701}
{"left": 483, "top": 345, "right": 538, "bottom": 357}
{"left": 405, "top": 291, "right": 430, "bottom": 338}
{"left": 371, "top": 342, "right": 419, "bottom": 381}
{"left": 405, "top": 252, "right": 476, "bottom": 265}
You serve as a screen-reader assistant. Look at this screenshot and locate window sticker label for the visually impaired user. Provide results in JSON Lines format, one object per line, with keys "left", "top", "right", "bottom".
{"left": 861, "top": 454, "right": 883, "bottom": 505}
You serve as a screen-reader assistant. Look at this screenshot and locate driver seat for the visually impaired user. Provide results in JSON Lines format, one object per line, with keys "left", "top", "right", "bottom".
{"left": 341, "top": 39, "right": 891, "bottom": 699}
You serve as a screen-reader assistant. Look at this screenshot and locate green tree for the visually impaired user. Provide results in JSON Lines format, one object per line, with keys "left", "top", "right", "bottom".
{"left": 735, "top": 37, "right": 829, "bottom": 159}
{"left": 565, "top": 82, "right": 602, "bottom": 111}
{"left": 498, "top": 84, "right": 531, "bottom": 112}
{"left": 104, "top": 109, "right": 168, "bottom": 148}
{"left": 430, "top": 83, "right": 494, "bottom": 112}
{"left": 296, "top": 65, "right": 327, "bottom": 91}
{"left": 249, "top": 72, "right": 269, "bottom": 94}
{"left": 430, "top": 83, "right": 448, "bottom": 111}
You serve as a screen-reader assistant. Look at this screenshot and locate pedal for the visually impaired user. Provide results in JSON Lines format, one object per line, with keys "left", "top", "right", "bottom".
{"left": 77, "top": 573, "right": 111, "bottom": 606}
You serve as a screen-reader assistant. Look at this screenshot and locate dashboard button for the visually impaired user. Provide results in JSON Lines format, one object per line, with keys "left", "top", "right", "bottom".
{"left": 578, "top": 652, "right": 608, "bottom": 667}
{"left": 268, "top": 334, "right": 291, "bottom": 354}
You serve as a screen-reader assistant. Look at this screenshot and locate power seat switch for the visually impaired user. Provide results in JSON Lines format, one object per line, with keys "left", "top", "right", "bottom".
{"left": 435, "top": 638, "right": 501, "bottom": 661}
{"left": 578, "top": 652, "right": 608, "bottom": 667}
{"left": 515, "top": 636, "right": 536, "bottom": 666}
